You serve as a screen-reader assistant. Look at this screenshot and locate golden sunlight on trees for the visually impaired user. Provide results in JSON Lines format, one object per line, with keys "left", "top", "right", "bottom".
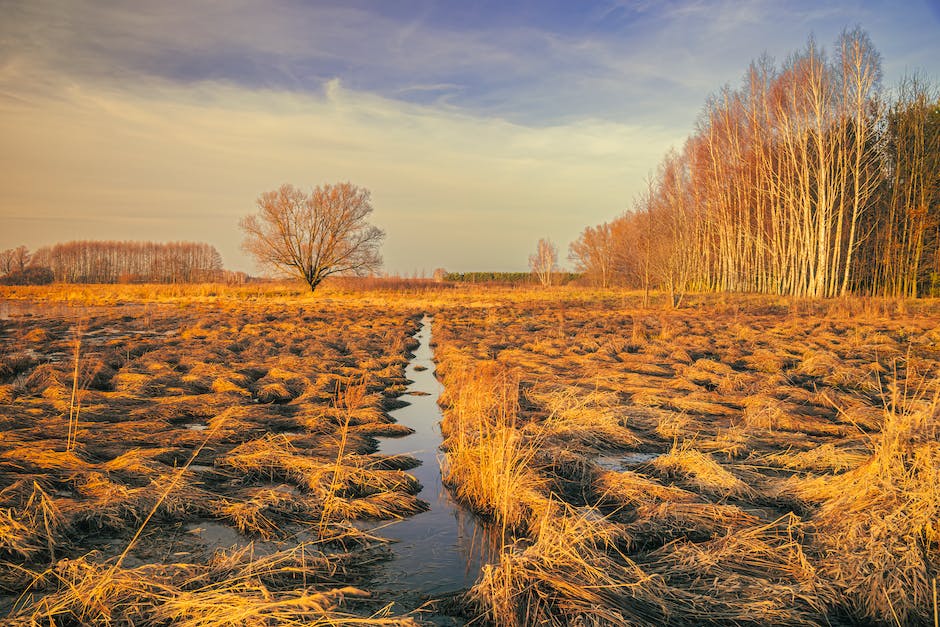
{"left": 528, "top": 238, "right": 558, "bottom": 286}
{"left": 577, "top": 29, "right": 940, "bottom": 299}
{"left": 240, "top": 182, "right": 385, "bottom": 292}
{"left": 0, "top": 246, "right": 30, "bottom": 275}
{"left": 6, "top": 241, "right": 223, "bottom": 284}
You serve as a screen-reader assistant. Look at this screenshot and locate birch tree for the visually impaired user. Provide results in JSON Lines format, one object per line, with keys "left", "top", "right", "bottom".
{"left": 528, "top": 238, "right": 558, "bottom": 286}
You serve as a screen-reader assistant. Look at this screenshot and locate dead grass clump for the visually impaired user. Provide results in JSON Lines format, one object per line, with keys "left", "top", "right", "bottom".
{"left": 211, "top": 377, "right": 251, "bottom": 395}
{"left": 0, "top": 350, "right": 38, "bottom": 380}
{"left": 212, "top": 487, "right": 312, "bottom": 539}
{"left": 440, "top": 362, "right": 545, "bottom": 532}
{"left": 219, "top": 432, "right": 423, "bottom": 523}
{"left": 715, "top": 371, "right": 763, "bottom": 395}
{"left": 111, "top": 371, "right": 156, "bottom": 395}
{"left": 741, "top": 394, "right": 790, "bottom": 429}
{"left": 632, "top": 389, "right": 669, "bottom": 409}
{"left": 15, "top": 363, "right": 63, "bottom": 396}
{"left": 218, "top": 434, "right": 315, "bottom": 483}
{"left": 759, "top": 443, "right": 867, "bottom": 473}
{"left": 797, "top": 350, "right": 876, "bottom": 391}
{"left": 647, "top": 442, "right": 754, "bottom": 499}
{"left": 255, "top": 381, "right": 295, "bottom": 403}
{"left": 69, "top": 469, "right": 210, "bottom": 530}
{"left": 627, "top": 501, "right": 760, "bottom": 548}
{"left": 15, "top": 548, "right": 416, "bottom": 626}
{"left": 694, "top": 426, "right": 750, "bottom": 459}
{"left": 592, "top": 469, "right": 698, "bottom": 509}
{"left": 645, "top": 514, "right": 835, "bottom": 624}
{"left": 837, "top": 403, "right": 883, "bottom": 430}
{"left": 669, "top": 393, "right": 738, "bottom": 417}
{"left": 0, "top": 507, "right": 39, "bottom": 558}
{"left": 528, "top": 385, "right": 640, "bottom": 452}
{"left": 743, "top": 348, "right": 787, "bottom": 373}
{"left": 16, "top": 554, "right": 182, "bottom": 624}
{"left": 653, "top": 411, "right": 698, "bottom": 440}
{"left": 681, "top": 358, "right": 733, "bottom": 388}
{"left": 350, "top": 421, "right": 414, "bottom": 437}
{"left": 6, "top": 446, "right": 89, "bottom": 473}
{"left": 806, "top": 395, "right": 940, "bottom": 624}
{"left": 471, "top": 501, "right": 681, "bottom": 626}
{"left": 101, "top": 447, "right": 175, "bottom": 483}
{"left": 796, "top": 350, "right": 842, "bottom": 378}
{"left": 329, "top": 490, "right": 429, "bottom": 521}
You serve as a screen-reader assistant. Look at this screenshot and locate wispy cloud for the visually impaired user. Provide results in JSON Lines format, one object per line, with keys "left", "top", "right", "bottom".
{"left": 1, "top": 0, "right": 937, "bottom": 272}
{"left": 0, "top": 60, "right": 681, "bottom": 272}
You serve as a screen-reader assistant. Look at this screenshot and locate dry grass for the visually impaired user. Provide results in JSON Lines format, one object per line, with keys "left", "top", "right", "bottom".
{"left": 0, "top": 291, "right": 432, "bottom": 622}
{"left": 12, "top": 545, "right": 417, "bottom": 626}
{"left": 527, "top": 385, "right": 641, "bottom": 452}
{"left": 646, "top": 441, "right": 755, "bottom": 500}
{"left": 803, "top": 392, "right": 940, "bottom": 624}
{"left": 439, "top": 359, "right": 546, "bottom": 533}
{"left": 5, "top": 285, "right": 940, "bottom": 624}
{"left": 471, "top": 500, "right": 678, "bottom": 626}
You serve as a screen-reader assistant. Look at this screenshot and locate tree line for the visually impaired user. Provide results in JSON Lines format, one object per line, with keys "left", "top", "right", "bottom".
{"left": 570, "top": 29, "right": 940, "bottom": 301}
{"left": 0, "top": 241, "right": 227, "bottom": 284}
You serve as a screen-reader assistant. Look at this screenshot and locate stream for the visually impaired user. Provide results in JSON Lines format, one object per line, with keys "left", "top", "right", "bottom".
{"left": 368, "top": 315, "right": 495, "bottom": 595}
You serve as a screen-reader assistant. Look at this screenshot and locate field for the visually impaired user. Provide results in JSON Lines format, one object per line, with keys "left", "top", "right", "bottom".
{"left": 1, "top": 284, "right": 939, "bottom": 625}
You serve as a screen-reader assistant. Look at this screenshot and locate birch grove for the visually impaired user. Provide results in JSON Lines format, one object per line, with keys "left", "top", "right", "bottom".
{"left": 574, "top": 29, "right": 940, "bottom": 298}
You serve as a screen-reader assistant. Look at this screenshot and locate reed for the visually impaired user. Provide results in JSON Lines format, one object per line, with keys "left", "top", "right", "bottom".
{"left": 439, "top": 361, "right": 546, "bottom": 535}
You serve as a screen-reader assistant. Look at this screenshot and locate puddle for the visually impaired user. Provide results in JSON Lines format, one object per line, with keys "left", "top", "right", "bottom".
{"left": 186, "top": 522, "right": 246, "bottom": 546}
{"left": 183, "top": 423, "right": 207, "bottom": 431}
{"left": 595, "top": 452, "right": 660, "bottom": 470}
{"left": 365, "top": 315, "right": 498, "bottom": 595}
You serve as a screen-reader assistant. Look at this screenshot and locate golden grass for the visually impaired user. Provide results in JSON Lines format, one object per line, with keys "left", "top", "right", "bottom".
{"left": 13, "top": 546, "right": 418, "bottom": 626}
{"left": 5, "top": 285, "right": 940, "bottom": 623}
{"left": 439, "top": 358, "right": 546, "bottom": 533}
{"left": 805, "top": 393, "right": 940, "bottom": 624}
{"left": 0, "top": 293, "right": 434, "bottom": 622}
{"left": 759, "top": 443, "right": 868, "bottom": 473}
{"left": 647, "top": 442, "right": 755, "bottom": 499}
{"left": 527, "top": 385, "right": 641, "bottom": 452}
{"left": 471, "top": 500, "right": 677, "bottom": 626}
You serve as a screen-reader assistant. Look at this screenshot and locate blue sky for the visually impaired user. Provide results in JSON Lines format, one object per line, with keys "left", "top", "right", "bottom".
{"left": 1, "top": 0, "right": 939, "bottom": 274}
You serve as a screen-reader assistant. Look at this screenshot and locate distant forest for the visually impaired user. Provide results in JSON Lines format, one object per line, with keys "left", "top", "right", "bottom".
{"left": 570, "top": 29, "right": 940, "bottom": 301}
{"left": 0, "top": 241, "right": 234, "bottom": 285}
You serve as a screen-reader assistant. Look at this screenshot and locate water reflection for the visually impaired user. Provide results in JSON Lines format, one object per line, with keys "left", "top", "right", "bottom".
{"left": 367, "top": 315, "right": 499, "bottom": 594}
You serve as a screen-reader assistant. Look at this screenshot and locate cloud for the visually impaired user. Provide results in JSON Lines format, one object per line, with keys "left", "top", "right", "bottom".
{"left": 0, "top": 60, "right": 682, "bottom": 273}
{"left": 1, "top": 0, "right": 937, "bottom": 273}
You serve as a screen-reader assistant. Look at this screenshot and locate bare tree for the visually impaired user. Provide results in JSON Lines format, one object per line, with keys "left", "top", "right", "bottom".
{"left": 0, "top": 246, "right": 29, "bottom": 275}
{"left": 240, "top": 182, "right": 385, "bottom": 292}
{"left": 529, "top": 238, "right": 558, "bottom": 286}
{"left": 569, "top": 224, "right": 615, "bottom": 287}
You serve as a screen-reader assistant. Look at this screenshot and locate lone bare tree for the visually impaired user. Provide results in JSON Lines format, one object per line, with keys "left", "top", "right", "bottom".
{"left": 240, "top": 182, "right": 385, "bottom": 292}
{"left": 529, "top": 238, "right": 558, "bottom": 286}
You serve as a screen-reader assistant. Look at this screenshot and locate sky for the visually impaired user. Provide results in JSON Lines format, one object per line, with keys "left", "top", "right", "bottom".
{"left": 1, "top": 1, "right": 939, "bottom": 275}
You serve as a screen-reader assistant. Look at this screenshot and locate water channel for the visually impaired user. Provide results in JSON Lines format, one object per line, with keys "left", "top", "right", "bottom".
{"left": 368, "top": 315, "right": 494, "bottom": 595}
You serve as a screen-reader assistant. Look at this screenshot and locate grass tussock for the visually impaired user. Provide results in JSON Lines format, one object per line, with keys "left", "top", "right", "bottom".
{"left": 13, "top": 545, "right": 416, "bottom": 626}
{"left": 806, "top": 393, "right": 940, "bottom": 624}
{"left": 758, "top": 443, "right": 868, "bottom": 473}
{"left": 527, "top": 385, "right": 641, "bottom": 452}
{"left": 440, "top": 361, "right": 546, "bottom": 532}
{"left": 219, "top": 434, "right": 425, "bottom": 524}
{"left": 471, "top": 500, "right": 677, "bottom": 626}
{"left": 645, "top": 514, "right": 836, "bottom": 625}
{"left": 647, "top": 442, "right": 755, "bottom": 500}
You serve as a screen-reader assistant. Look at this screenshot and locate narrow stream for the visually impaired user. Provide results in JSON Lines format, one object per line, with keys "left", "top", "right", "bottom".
{"left": 370, "top": 315, "right": 494, "bottom": 594}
